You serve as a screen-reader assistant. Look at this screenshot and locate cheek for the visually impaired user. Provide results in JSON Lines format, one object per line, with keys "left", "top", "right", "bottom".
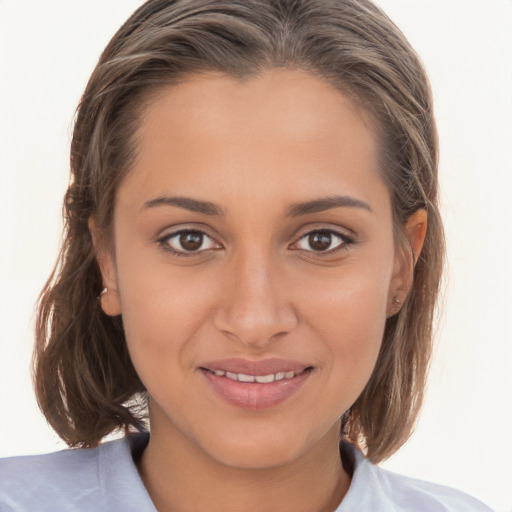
{"left": 300, "top": 257, "right": 391, "bottom": 336}
{"left": 114, "top": 251, "right": 219, "bottom": 380}
{"left": 297, "top": 262, "right": 391, "bottom": 396}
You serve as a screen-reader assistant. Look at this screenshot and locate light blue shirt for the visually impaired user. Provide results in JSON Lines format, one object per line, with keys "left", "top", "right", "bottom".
{"left": 0, "top": 434, "right": 493, "bottom": 511}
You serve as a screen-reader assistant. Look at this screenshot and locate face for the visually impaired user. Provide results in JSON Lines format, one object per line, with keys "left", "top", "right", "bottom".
{"left": 97, "top": 69, "right": 414, "bottom": 470}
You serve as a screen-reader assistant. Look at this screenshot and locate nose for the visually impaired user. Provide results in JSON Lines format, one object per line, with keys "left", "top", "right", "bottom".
{"left": 213, "top": 248, "right": 298, "bottom": 347}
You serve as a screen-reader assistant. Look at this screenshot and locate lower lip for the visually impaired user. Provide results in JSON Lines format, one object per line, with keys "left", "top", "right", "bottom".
{"left": 201, "top": 369, "right": 312, "bottom": 411}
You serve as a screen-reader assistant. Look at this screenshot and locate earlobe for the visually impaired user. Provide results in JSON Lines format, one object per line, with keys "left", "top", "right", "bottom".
{"left": 387, "top": 209, "right": 428, "bottom": 317}
{"left": 88, "top": 217, "right": 122, "bottom": 317}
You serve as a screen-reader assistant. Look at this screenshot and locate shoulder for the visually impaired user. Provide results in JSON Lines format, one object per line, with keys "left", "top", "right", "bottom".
{"left": 0, "top": 443, "right": 103, "bottom": 509}
{"left": 338, "top": 443, "right": 494, "bottom": 512}
{"left": 0, "top": 434, "right": 155, "bottom": 512}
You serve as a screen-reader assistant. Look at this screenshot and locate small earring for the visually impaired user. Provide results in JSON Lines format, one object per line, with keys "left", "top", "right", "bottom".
{"left": 98, "top": 287, "right": 108, "bottom": 299}
{"left": 392, "top": 296, "right": 402, "bottom": 305}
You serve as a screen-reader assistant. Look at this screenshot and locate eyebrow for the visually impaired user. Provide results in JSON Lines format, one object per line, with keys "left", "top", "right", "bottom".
{"left": 286, "top": 195, "right": 372, "bottom": 217}
{"left": 142, "top": 194, "right": 372, "bottom": 217}
{"left": 142, "top": 196, "right": 224, "bottom": 216}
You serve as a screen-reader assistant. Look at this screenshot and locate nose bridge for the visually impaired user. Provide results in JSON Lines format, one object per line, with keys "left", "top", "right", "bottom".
{"left": 214, "top": 243, "right": 297, "bottom": 346}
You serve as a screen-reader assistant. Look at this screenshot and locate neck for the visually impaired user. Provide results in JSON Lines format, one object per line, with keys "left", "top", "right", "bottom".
{"left": 137, "top": 414, "right": 350, "bottom": 512}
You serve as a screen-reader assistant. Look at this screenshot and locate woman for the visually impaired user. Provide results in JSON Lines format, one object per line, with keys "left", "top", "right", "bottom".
{"left": 0, "top": 0, "right": 493, "bottom": 510}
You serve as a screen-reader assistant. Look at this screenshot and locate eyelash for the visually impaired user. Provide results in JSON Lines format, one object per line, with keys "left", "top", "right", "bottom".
{"left": 157, "top": 229, "right": 220, "bottom": 257}
{"left": 292, "top": 229, "right": 355, "bottom": 256}
{"left": 157, "top": 228, "right": 355, "bottom": 258}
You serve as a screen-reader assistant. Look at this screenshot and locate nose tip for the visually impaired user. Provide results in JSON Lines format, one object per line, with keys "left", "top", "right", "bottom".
{"left": 212, "top": 256, "right": 298, "bottom": 347}
{"left": 216, "top": 305, "right": 296, "bottom": 347}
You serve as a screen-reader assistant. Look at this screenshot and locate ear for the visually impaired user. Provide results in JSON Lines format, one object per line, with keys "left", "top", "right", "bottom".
{"left": 88, "top": 217, "right": 122, "bottom": 317}
{"left": 387, "top": 209, "right": 427, "bottom": 317}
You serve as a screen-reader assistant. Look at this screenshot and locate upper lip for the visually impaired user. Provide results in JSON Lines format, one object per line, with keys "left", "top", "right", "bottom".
{"left": 199, "top": 358, "right": 311, "bottom": 376}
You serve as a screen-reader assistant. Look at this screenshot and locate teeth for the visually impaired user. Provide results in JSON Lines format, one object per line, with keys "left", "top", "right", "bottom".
{"left": 255, "top": 374, "right": 275, "bottom": 383}
{"left": 237, "top": 373, "right": 255, "bottom": 383}
{"left": 211, "top": 369, "right": 301, "bottom": 383}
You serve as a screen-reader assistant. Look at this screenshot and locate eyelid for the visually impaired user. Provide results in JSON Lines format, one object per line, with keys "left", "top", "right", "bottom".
{"left": 155, "top": 224, "right": 355, "bottom": 258}
{"left": 289, "top": 227, "right": 355, "bottom": 255}
{"left": 157, "top": 227, "right": 222, "bottom": 257}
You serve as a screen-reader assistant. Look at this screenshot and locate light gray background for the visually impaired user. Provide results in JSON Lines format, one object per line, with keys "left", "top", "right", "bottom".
{"left": 1, "top": 1, "right": 511, "bottom": 510}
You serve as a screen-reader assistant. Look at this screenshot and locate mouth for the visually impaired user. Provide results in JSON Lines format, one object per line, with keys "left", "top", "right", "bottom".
{"left": 198, "top": 358, "right": 314, "bottom": 410}
{"left": 201, "top": 367, "right": 310, "bottom": 383}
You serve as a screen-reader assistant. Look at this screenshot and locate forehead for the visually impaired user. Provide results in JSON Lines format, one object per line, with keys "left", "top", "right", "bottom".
{"left": 137, "top": 68, "right": 376, "bottom": 159}
{"left": 120, "top": 68, "right": 386, "bottom": 215}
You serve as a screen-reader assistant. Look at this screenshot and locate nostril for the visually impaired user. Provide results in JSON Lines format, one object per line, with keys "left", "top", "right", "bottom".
{"left": 213, "top": 309, "right": 298, "bottom": 347}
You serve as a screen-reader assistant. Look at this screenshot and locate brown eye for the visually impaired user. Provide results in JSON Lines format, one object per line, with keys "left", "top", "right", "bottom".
{"left": 161, "top": 229, "right": 218, "bottom": 255}
{"left": 295, "top": 229, "right": 349, "bottom": 253}
{"left": 308, "top": 232, "right": 332, "bottom": 251}
{"left": 180, "top": 232, "right": 203, "bottom": 251}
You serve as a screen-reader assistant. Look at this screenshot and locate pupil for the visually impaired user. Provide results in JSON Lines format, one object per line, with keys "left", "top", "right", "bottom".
{"left": 309, "top": 232, "right": 331, "bottom": 251}
{"left": 180, "top": 232, "right": 203, "bottom": 251}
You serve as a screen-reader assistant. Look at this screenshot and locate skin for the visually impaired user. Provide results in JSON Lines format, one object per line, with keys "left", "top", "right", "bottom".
{"left": 94, "top": 68, "right": 426, "bottom": 512}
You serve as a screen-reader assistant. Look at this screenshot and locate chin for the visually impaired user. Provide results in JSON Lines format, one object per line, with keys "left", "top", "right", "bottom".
{"left": 207, "top": 435, "right": 305, "bottom": 470}
{"left": 196, "top": 419, "right": 334, "bottom": 470}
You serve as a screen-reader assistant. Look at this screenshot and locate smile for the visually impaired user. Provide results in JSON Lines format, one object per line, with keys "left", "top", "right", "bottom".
{"left": 199, "top": 359, "right": 313, "bottom": 410}
{"left": 204, "top": 369, "right": 305, "bottom": 383}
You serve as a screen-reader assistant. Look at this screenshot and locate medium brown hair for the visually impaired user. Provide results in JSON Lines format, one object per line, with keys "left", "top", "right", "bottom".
{"left": 34, "top": 0, "right": 444, "bottom": 463}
